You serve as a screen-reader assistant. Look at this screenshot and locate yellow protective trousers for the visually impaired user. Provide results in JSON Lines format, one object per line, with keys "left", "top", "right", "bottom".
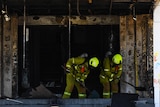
{"left": 100, "top": 75, "right": 119, "bottom": 98}
{"left": 62, "top": 73, "right": 86, "bottom": 98}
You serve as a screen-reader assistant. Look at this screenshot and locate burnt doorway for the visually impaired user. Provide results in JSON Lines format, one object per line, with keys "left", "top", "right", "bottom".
{"left": 18, "top": 26, "right": 69, "bottom": 96}
{"left": 18, "top": 25, "right": 119, "bottom": 98}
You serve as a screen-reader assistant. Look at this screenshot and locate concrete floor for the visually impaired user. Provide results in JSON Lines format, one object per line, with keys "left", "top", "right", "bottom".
{"left": 0, "top": 98, "right": 154, "bottom": 107}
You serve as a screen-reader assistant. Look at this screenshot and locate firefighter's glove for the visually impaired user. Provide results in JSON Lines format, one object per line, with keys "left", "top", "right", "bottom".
{"left": 112, "top": 73, "right": 121, "bottom": 79}
{"left": 109, "top": 73, "right": 114, "bottom": 81}
{"left": 100, "top": 75, "right": 105, "bottom": 79}
{"left": 65, "top": 66, "right": 73, "bottom": 73}
{"left": 76, "top": 78, "right": 84, "bottom": 85}
{"left": 109, "top": 78, "right": 113, "bottom": 82}
{"left": 109, "top": 75, "right": 120, "bottom": 82}
{"left": 76, "top": 78, "right": 84, "bottom": 83}
{"left": 66, "top": 68, "right": 70, "bottom": 72}
{"left": 76, "top": 78, "right": 80, "bottom": 82}
{"left": 71, "top": 64, "right": 77, "bottom": 70}
{"left": 66, "top": 65, "right": 77, "bottom": 73}
{"left": 110, "top": 74, "right": 114, "bottom": 78}
{"left": 74, "top": 65, "right": 80, "bottom": 71}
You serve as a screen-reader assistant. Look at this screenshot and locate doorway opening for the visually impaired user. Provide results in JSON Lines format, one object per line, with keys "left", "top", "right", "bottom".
{"left": 18, "top": 25, "right": 120, "bottom": 98}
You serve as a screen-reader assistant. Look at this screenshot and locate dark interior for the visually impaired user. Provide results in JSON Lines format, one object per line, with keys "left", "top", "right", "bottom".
{"left": 18, "top": 25, "right": 120, "bottom": 98}
{"left": 1, "top": 0, "right": 153, "bottom": 16}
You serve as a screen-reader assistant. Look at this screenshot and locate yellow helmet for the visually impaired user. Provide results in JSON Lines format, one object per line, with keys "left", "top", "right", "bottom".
{"left": 89, "top": 57, "right": 99, "bottom": 68}
{"left": 112, "top": 54, "right": 122, "bottom": 64}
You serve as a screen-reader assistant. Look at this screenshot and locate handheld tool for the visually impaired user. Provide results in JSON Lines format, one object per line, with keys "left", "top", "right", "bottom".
{"left": 120, "top": 79, "right": 146, "bottom": 91}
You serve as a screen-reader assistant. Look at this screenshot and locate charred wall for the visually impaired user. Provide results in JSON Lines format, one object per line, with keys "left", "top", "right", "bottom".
{"left": 120, "top": 15, "right": 153, "bottom": 97}
{"left": 0, "top": 14, "right": 153, "bottom": 98}
{"left": 0, "top": 15, "right": 18, "bottom": 98}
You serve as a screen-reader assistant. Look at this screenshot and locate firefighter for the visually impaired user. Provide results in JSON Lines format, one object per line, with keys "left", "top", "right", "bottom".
{"left": 100, "top": 53, "right": 122, "bottom": 98}
{"left": 62, "top": 54, "right": 100, "bottom": 98}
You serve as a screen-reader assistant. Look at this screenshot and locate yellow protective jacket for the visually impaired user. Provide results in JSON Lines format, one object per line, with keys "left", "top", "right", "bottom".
{"left": 101, "top": 57, "right": 122, "bottom": 81}
{"left": 66, "top": 57, "right": 90, "bottom": 82}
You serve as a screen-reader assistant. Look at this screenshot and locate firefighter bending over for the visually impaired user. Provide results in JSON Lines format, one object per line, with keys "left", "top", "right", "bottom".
{"left": 100, "top": 53, "right": 122, "bottom": 98}
{"left": 62, "top": 54, "right": 100, "bottom": 98}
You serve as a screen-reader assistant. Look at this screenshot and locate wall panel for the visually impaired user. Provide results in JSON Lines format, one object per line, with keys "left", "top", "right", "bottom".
{"left": 120, "top": 14, "right": 153, "bottom": 97}
{"left": 11, "top": 15, "right": 18, "bottom": 97}
{"left": 1, "top": 15, "right": 18, "bottom": 98}
{"left": 0, "top": 17, "right": 2, "bottom": 97}
{"left": 120, "top": 15, "right": 135, "bottom": 93}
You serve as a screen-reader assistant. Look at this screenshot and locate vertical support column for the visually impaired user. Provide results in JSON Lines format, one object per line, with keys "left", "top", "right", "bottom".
{"left": 136, "top": 15, "right": 149, "bottom": 97}
{"left": 2, "top": 17, "right": 12, "bottom": 97}
{"left": 120, "top": 15, "right": 135, "bottom": 93}
{"left": 0, "top": 16, "right": 2, "bottom": 98}
{"left": 119, "top": 16, "right": 127, "bottom": 92}
{"left": 2, "top": 15, "right": 18, "bottom": 98}
{"left": 153, "top": 1, "right": 160, "bottom": 107}
{"left": 137, "top": 15, "right": 153, "bottom": 97}
{"left": 147, "top": 18, "right": 153, "bottom": 97}
{"left": 11, "top": 15, "right": 18, "bottom": 97}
